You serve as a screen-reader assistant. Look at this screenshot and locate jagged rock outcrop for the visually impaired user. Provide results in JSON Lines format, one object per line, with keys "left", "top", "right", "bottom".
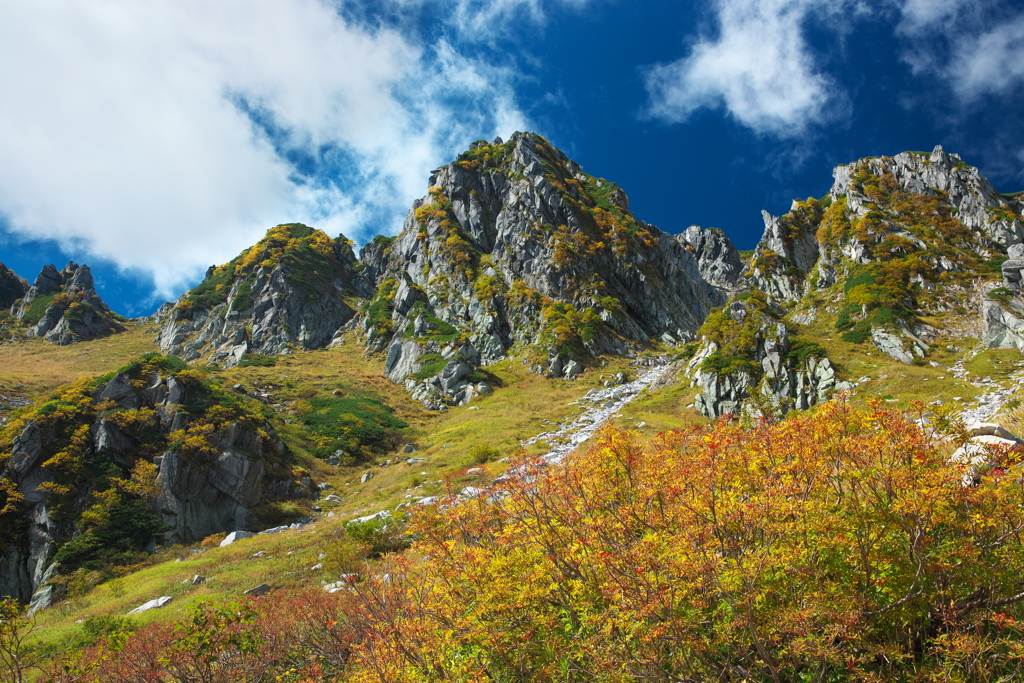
{"left": 832, "top": 146, "right": 1024, "bottom": 247}
{"left": 359, "top": 133, "right": 729, "bottom": 408}
{"left": 157, "top": 224, "right": 362, "bottom": 366}
{"left": 1002, "top": 243, "right": 1024, "bottom": 292}
{"left": 0, "top": 263, "right": 28, "bottom": 311}
{"left": 746, "top": 145, "right": 1021, "bottom": 309}
{"left": 687, "top": 145, "right": 1024, "bottom": 418}
{"left": 684, "top": 299, "right": 844, "bottom": 418}
{"left": 0, "top": 355, "right": 295, "bottom": 602}
{"left": 10, "top": 262, "right": 124, "bottom": 344}
{"left": 676, "top": 226, "right": 744, "bottom": 289}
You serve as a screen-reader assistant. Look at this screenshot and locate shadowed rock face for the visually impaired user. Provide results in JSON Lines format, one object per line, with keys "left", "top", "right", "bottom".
{"left": 157, "top": 223, "right": 363, "bottom": 366}
{"left": 11, "top": 262, "right": 124, "bottom": 344}
{"left": 0, "top": 263, "right": 28, "bottom": 310}
{"left": 0, "top": 360, "right": 292, "bottom": 603}
{"left": 358, "top": 133, "right": 736, "bottom": 408}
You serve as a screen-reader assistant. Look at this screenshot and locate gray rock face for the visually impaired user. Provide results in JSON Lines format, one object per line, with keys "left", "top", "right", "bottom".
{"left": 0, "top": 363, "right": 290, "bottom": 602}
{"left": 157, "top": 224, "right": 360, "bottom": 367}
{"left": 983, "top": 296, "right": 1024, "bottom": 353}
{"left": 686, "top": 315, "right": 837, "bottom": 419}
{"left": 155, "top": 447, "right": 265, "bottom": 545}
{"left": 362, "top": 133, "right": 728, "bottom": 408}
{"left": 0, "top": 262, "right": 28, "bottom": 310}
{"left": 676, "top": 226, "right": 745, "bottom": 289}
{"left": 11, "top": 262, "right": 124, "bottom": 344}
{"left": 1003, "top": 244, "right": 1024, "bottom": 291}
{"left": 746, "top": 208, "right": 822, "bottom": 301}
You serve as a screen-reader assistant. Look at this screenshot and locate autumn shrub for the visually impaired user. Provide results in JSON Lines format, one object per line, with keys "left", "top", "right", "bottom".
{"left": 372, "top": 400, "right": 1024, "bottom": 682}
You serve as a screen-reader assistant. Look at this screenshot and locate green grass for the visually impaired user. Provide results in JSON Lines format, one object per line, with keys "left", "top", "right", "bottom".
{"left": 20, "top": 292, "right": 57, "bottom": 327}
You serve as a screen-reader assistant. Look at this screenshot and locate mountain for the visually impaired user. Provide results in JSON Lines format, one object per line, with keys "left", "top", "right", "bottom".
{"left": 2, "top": 137, "right": 1024, "bottom": 680}
{"left": 156, "top": 223, "right": 366, "bottom": 366}
{"left": 358, "top": 132, "right": 734, "bottom": 409}
{"left": 158, "top": 133, "right": 739, "bottom": 410}
{"left": 683, "top": 145, "right": 1024, "bottom": 417}
{"left": 10, "top": 262, "right": 125, "bottom": 344}
{"left": 151, "top": 137, "right": 1024, "bottom": 421}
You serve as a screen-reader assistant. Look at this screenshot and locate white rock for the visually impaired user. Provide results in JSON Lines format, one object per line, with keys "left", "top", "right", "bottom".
{"left": 128, "top": 596, "right": 172, "bottom": 615}
{"left": 966, "top": 422, "right": 1022, "bottom": 442}
{"left": 220, "top": 530, "right": 255, "bottom": 547}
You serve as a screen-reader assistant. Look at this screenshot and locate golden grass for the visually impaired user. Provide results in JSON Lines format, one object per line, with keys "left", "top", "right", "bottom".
{"left": 0, "top": 322, "right": 160, "bottom": 401}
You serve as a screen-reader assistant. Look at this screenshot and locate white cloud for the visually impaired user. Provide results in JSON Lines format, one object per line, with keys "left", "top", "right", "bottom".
{"left": 897, "top": 0, "right": 1024, "bottom": 100}
{"left": 644, "top": 0, "right": 847, "bottom": 136}
{"left": 941, "top": 13, "right": 1024, "bottom": 99}
{"left": 390, "top": 0, "right": 594, "bottom": 39}
{"left": 0, "top": 0, "right": 528, "bottom": 297}
{"left": 897, "top": 0, "right": 968, "bottom": 32}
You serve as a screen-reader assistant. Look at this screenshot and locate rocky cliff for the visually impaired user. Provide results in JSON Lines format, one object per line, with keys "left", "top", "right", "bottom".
{"left": 685, "top": 145, "right": 1024, "bottom": 417}
{"left": 157, "top": 224, "right": 365, "bottom": 366}
{"left": 358, "top": 133, "right": 733, "bottom": 408}
{"left": 11, "top": 262, "right": 124, "bottom": 344}
{"left": 0, "top": 263, "right": 28, "bottom": 311}
{"left": 0, "top": 354, "right": 301, "bottom": 605}
{"left": 983, "top": 243, "right": 1024, "bottom": 353}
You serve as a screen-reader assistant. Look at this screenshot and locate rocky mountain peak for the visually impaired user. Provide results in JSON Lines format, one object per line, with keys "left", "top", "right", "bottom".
{"left": 676, "top": 226, "right": 744, "bottom": 289}
{"left": 686, "top": 148, "right": 1024, "bottom": 417}
{"left": 157, "top": 223, "right": 364, "bottom": 366}
{"left": 11, "top": 262, "right": 124, "bottom": 345}
{"left": 360, "top": 131, "right": 728, "bottom": 408}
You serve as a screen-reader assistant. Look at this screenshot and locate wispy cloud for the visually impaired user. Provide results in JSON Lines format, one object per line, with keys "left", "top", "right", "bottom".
{"left": 944, "top": 14, "right": 1024, "bottom": 100}
{"left": 387, "top": 0, "right": 595, "bottom": 39}
{"left": 0, "top": 0, "right": 528, "bottom": 297}
{"left": 644, "top": 0, "right": 851, "bottom": 137}
{"left": 897, "top": 0, "right": 1024, "bottom": 101}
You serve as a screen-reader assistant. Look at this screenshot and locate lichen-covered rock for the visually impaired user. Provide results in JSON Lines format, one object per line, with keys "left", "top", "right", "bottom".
{"left": 11, "top": 262, "right": 124, "bottom": 344}
{"left": 157, "top": 224, "right": 361, "bottom": 366}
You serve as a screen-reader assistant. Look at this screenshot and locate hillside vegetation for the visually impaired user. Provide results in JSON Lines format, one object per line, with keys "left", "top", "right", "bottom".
{"left": 12, "top": 400, "right": 1024, "bottom": 682}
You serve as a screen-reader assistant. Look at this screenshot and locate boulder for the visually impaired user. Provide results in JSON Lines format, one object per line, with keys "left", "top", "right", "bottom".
{"left": 128, "top": 596, "right": 173, "bottom": 615}
{"left": 983, "top": 298, "right": 1024, "bottom": 353}
{"left": 219, "top": 530, "right": 255, "bottom": 547}
{"left": 243, "top": 583, "right": 271, "bottom": 597}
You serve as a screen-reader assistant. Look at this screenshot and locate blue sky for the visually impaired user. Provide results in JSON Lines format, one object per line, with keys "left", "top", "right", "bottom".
{"left": 1, "top": 0, "right": 1023, "bottom": 316}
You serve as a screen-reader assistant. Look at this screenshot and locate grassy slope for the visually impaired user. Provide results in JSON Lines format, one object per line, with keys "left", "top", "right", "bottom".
{"left": 0, "top": 321, "right": 160, "bottom": 401}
